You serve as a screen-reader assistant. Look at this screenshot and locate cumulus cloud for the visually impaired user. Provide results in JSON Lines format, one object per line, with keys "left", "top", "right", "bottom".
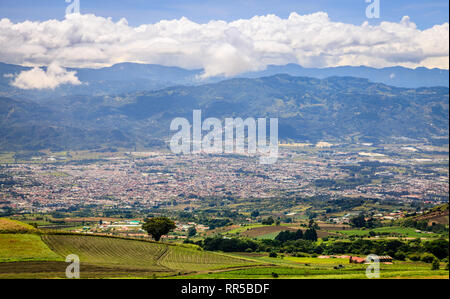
{"left": 0, "top": 12, "right": 448, "bottom": 78}
{"left": 10, "top": 62, "right": 81, "bottom": 89}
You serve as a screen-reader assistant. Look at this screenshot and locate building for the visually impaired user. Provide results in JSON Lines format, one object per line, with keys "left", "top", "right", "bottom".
{"left": 349, "top": 256, "right": 366, "bottom": 264}
{"left": 349, "top": 255, "right": 393, "bottom": 264}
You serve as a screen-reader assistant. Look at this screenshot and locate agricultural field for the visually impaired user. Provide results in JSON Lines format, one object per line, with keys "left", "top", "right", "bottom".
{"left": 0, "top": 234, "right": 62, "bottom": 263}
{"left": 182, "top": 256, "right": 449, "bottom": 279}
{"left": 0, "top": 152, "right": 14, "bottom": 163}
{"left": 43, "top": 235, "right": 256, "bottom": 273}
{"left": 333, "top": 226, "right": 440, "bottom": 239}
{"left": 240, "top": 225, "right": 296, "bottom": 238}
{"left": 223, "top": 223, "right": 337, "bottom": 240}
{"left": 0, "top": 218, "right": 448, "bottom": 279}
{"left": 0, "top": 232, "right": 259, "bottom": 278}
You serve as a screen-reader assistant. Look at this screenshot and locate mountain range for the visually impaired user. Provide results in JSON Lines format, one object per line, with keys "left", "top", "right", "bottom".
{"left": 0, "top": 73, "right": 448, "bottom": 151}
{"left": 0, "top": 62, "right": 448, "bottom": 101}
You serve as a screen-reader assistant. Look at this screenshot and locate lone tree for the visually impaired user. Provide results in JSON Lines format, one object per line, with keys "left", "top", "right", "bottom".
{"left": 431, "top": 258, "right": 440, "bottom": 270}
{"left": 142, "top": 217, "right": 176, "bottom": 241}
{"left": 188, "top": 226, "right": 197, "bottom": 237}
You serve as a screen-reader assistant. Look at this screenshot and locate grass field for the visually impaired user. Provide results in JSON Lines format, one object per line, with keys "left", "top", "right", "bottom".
{"left": 0, "top": 234, "right": 62, "bottom": 262}
{"left": 182, "top": 256, "right": 449, "bottom": 279}
{"left": 0, "top": 218, "right": 37, "bottom": 234}
{"left": 333, "top": 226, "right": 440, "bottom": 238}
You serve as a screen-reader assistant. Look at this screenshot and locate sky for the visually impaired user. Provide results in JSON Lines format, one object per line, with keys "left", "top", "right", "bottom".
{"left": 0, "top": 0, "right": 448, "bottom": 29}
{"left": 1, "top": 0, "right": 449, "bottom": 89}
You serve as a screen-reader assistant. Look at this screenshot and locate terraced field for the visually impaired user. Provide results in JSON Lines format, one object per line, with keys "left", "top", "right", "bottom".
{"left": 42, "top": 235, "right": 169, "bottom": 271}
{"left": 159, "top": 245, "right": 255, "bottom": 271}
{"left": 41, "top": 234, "right": 258, "bottom": 276}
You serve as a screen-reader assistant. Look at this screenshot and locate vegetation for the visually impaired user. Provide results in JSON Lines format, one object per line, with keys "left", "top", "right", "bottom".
{"left": 42, "top": 234, "right": 255, "bottom": 273}
{"left": 0, "top": 216, "right": 448, "bottom": 279}
{"left": 0, "top": 234, "right": 61, "bottom": 262}
{"left": 142, "top": 217, "right": 176, "bottom": 241}
{"left": 0, "top": 218, "right": 37, "bottom": 234}
{"left": 1, "top": 75, "right": 448, "bottom": 151}
{"left": 1, "top": 199, "right": 448, "bottom": 279}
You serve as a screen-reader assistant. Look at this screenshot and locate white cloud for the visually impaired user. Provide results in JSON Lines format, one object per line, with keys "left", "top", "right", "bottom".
{"left": 0, "top": 12, "right": 448, "bottom": 78}
{"left": 10, "top": 62, "right": 81, "bottom": 89}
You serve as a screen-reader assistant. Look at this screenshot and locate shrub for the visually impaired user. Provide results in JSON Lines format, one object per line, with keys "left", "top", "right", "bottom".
{"left": 293, "top": 252, "right": 309, "bottom": 258}
{"left": 269, "top": 252, "right": 278, "bottom": 258}
{"left": 408, "top": 253, "right": 422, "bottom": 262}
{"left": 421, "top": 253, "right": 436, "bottom": 263}
{"left": 271, "top": 272, "right": 279, "bottom": 278}
{"left": 424, "top": 239, "right": 449, "bottom": 260}
{"left": 431, "top": 258, "right": 440, "bottom": 270}
{"left": 395, "top": 251, "right": 406, "bottom": 261}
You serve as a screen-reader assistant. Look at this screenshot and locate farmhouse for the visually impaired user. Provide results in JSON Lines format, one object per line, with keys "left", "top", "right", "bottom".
{"left": 349, "top": 256, "right": 366, "bottom": 264}
{"left": 349, "top": 255, "right": 393, "bottom": 264}
{"left": 378, "top": 256, "right": 393, "bottom": 263}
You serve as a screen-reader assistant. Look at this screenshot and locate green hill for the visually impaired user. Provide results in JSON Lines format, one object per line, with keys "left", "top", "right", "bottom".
{"left": 0, "top": 230, "right": 258, "bottom": 278}
{"left": 0, "top": 234, "right": 61, "bottom": 263}
{"left": 0, "top": 218, "right": 37, "bottom": 234}
{"left": 42, "top": 234, "right": 254, "bottom": 273}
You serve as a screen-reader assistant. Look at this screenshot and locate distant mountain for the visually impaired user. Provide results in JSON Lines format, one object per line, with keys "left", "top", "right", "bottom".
{"left": 71, "top": 62, "right": 202, "bottom": 83}
{"left": 0, "top": 75, "right": 448, "bottom": 151}
{"left": 0, "top": 62, "right": 448, "bottom": 101}
{"left": 242, "top": 64, "right": 449, "bottom": 89}
{"left": 0, "top": 62, "right": 202, "bottom": 99}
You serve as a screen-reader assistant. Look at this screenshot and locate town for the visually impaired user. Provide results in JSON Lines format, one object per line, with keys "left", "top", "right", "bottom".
{"left": 1, "top": 141, "right": 447, "bottom": 227}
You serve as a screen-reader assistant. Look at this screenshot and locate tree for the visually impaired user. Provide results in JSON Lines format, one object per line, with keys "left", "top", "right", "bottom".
{"left": 308, "top": 219, "right": 320, "bottom": 230}
{"left": 251, "top": 210, "right": 260, "bottom": 218}
{"left": 262, "top": 217, "right": 275, "bottom": 225}
{"left": 421, "top": 253, "right": 436, "bottom": 263}
{"left": 142, "top": 217, "right": 176, "bottom": 241}
{"left": 304, "top": 227, "right": 318, "bottom": 241}
{"left": 431, "top": 258, "right": 440, "bottom": 270}
{"left": 424, "top": 239, "right": 449, "bottom": 260}
{"left": 188, "top": 226, "right": 197, "bottom": 237}
{"left": 275, "top": 230, "right": 303, "bottom": 243}
{"left": 394, "top": 251, "right": 406, "bottom": 261}
{"left": 350, "top": 214, "right": 366, "bottom": 228}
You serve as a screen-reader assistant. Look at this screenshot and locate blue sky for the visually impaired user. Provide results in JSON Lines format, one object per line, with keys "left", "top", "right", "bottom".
{"left": 1, "top": 0, "right": 448, "bottom": 73}
{"left": 0, "top": 0, "right": 448, "bottom": 29}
